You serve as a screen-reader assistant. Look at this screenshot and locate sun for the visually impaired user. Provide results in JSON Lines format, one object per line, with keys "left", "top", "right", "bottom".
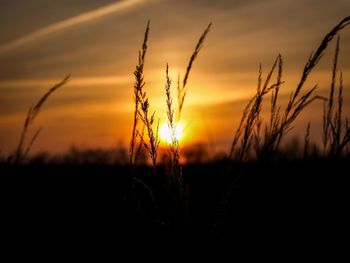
{"left": 160, "top": 123, "right": 183, "bottom": 144}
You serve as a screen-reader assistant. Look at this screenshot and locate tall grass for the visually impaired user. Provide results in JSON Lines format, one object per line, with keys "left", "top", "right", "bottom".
{"left": 229, "top": 16, "right": 350, "bottom": 162}
{"left": 177, "top": 23, "right": 212, "bottom": 122}
{"left": 166, "top": 23, "right": 211, "bottom": 201}
{"left": 303, "top": 122, "right": 311, "bottom": 159}
{"left": 215, "top": 17, "right": 350, "bottom": 235}
{"left": 322, "top": 36, "right": 350, "bottom": 157}
{"left": 164, "top": 64, "right": 183, "bottom": 197}
{"left": 3, "top": 16, "right": 350, "bottom": 239}
{"left": 12, "top": 75, "right": 70, "bottom": 164}
{"left": 127, "top": 21, "right": 211, "bottom": 222}
{"left": 129, "top": 20, "right": 150, "bottom": 167}
{"left": 129, "top": 21, "right": 211, "bottom": 173}
{"left": 129, "top": 20, "right": 160, "bottom": 174}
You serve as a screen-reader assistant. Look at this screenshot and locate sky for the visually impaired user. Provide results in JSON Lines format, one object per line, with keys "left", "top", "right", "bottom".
{"left": 0, "top": 0, "right": 350, "bottom": 157}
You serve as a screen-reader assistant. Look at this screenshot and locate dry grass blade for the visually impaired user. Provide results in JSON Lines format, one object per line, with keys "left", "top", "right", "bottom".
{"left": 339, "top": 121, "right": 350, "bottom": 151}
{"left": 22, "top": 127, "right": 42, "bottom": 162}
{"left": 323, "top": 36, "right": 340, "bottom": 152}
{"left": 290, "top": 16, "right": 349, "bottom": 107}
{"left": 14, "top": 75, "right": 70, "bottom": 164}
{"left": 329, "top": 71, "right": 349, "bottom": 156}
{"left": 261, "top": 55, "right": 280, "bottom": 94}
{"left": 304, "top": 122, "right": 311, "bottom": 159}
{"left": 130, "top": 20, "right": 150, "bottom": 166}
{"left": 320, "top": 36, "right": 350, "bottom": 156}
{"left": 329, "top": 36, "right": 340, "bottom": 119}
{"left": 284, "top": 17, "right": 349, "bottom": 121}
{"left": 137, "top": 97, "right": 160, "bottom": 172}
{"left": 270, "top": 55, "right": 283, "bottom": 128}
{"left": 31, "top": 75, "right": 70, "bottom": 122}
{"left": 178, "top": 23, "right": 212, "bottom": 121}
{"left": 228, "top": 95, "right": 255, "bottom": 160}
{"left": 336, "top": 72, "right": 343, "bottom": 147}
{"left": 165, "top": 64, "right": 175, "bottom": 134}
{"left": 140, "top": 20, "right": 150, "bottom": 69}
{"left": 272, "top": 17, "right": 350, "bottom": 155}
{"left": 230, "top": 55, "right": 280, "bottom": 161}
{"left": 183, "top": 23, "right": 212, "bottom": 89}
{"left": 134, "top": 124, "right": 145, "bottom": 165}
{"left": 230, "top": 16, "right": 349, "bottom": 161}
{"left": 165, "top": 64, "right": 183, "bottom": 197}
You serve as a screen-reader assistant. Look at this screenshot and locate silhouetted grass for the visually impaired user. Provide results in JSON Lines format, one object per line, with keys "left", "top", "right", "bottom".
{"left": 164, "top": 64, "right": 183, "bottom": 199}
{"left": 2, "top": 17, "right": 350, "bottom": 242}
{"left": 127, "top": 22, "right": 212, "bottom": 219}
{"left": 130, "top": 20, "right": 150, "bottom": 167}
{"left": 322, "top": 36, "right": 350, "bottom": 157}
{"left": 178, "top": 23, "right": 212, "bottom": 122}
{"left": 11, "top": 75, "right": 70, "bottom": 164}
{"left": 229, "top": 16, "right": 350, "bottom": 162}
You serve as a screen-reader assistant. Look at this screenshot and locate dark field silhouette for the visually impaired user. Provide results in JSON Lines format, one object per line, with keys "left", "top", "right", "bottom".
{"left": 1, "top": 158, "right": 349, "bottom": 241}
{"left": 1, "top": 17, "right": 350, "bottom": 241}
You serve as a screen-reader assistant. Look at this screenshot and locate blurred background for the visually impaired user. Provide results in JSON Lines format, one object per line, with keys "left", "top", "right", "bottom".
{"left": 0, "top": 0, "right": 349, "bottom": 158}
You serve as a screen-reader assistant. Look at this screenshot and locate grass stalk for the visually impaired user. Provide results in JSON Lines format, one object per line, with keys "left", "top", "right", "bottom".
{"left": 13, "top": 75, "right": 70, "bottom": 164}
{"left": 177, "top": 23, "right": 212, "bottom": 122}
{"left": 130, "top": 20, "right": 150, "bottom": 166}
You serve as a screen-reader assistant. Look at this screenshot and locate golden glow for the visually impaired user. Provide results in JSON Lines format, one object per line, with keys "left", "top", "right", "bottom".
{"left": 1, "top": 1, "right": 350, "bottom": 157}
{"left": 160, "top": 123, "right": 183, "bottom": 144}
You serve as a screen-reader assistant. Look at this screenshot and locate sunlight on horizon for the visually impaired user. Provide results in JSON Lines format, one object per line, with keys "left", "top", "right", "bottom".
{"left": 0, "top": 1, "right": 349, "bottom": 157}
{"left": 160, "top": 123, "right": 183, "bottom": 144}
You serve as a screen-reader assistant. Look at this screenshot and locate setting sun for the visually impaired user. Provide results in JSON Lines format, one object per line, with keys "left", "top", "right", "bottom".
{"left": 160, "top": 123, "right": 183, "bottom": 144}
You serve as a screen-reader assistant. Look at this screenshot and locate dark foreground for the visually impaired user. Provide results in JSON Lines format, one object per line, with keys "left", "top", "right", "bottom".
{"left": 1, "top": 159, "right": 349, "bottom": 241}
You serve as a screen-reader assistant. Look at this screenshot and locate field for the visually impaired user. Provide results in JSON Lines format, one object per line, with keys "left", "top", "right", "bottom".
{"left": 1, "top": 159, "right": 349, "bottom": 241}
{"left": 1, "top": 16, "right": 350, "bottom": 241}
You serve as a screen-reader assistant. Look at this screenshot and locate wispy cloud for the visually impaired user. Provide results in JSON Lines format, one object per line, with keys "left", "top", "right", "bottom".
{"left": 0, "top": 75, "right": 132, "bottom": 88}
{"left": 0, "top": 0, "right": 154, "bottom": 55}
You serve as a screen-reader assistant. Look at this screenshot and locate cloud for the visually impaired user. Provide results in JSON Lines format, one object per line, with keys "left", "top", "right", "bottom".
{"left": 0, "top": 0, "right": 155, "bottom": 55}
{"left": 0, "top": 75, "right": 132, "bottom": 88}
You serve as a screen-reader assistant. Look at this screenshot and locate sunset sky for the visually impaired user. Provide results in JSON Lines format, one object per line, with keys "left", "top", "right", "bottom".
{"left": 0, "top": 0, "right": 350, "bottom": 157}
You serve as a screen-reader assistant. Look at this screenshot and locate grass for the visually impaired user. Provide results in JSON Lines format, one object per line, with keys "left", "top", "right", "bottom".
{"left": 128, "top": 21, "right": 212, "bottom": 215}
{"left": 11, "top": 75, "right": 70, "bottom": 164}
{"left": 164, "top": 63, "right": 183, "bottom": 200}
{"left": 1, "top": 17, "right": 350, "bottom": 241}
{"left": 124, "top": 16, "right": 350, "bottom": 233}
{"left": 228, "top": 16, "right": 350, "bottom": 162}
{"left": 129, "top": 20, "right": 150, "bottom": 167}
{"left": 322, "top": 36, "right": 350, "bottom": 157}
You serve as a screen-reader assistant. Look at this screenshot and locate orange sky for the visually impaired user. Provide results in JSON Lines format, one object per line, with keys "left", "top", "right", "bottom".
{"left": 0, "top": 0, "right": 350, "bottom": 157}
